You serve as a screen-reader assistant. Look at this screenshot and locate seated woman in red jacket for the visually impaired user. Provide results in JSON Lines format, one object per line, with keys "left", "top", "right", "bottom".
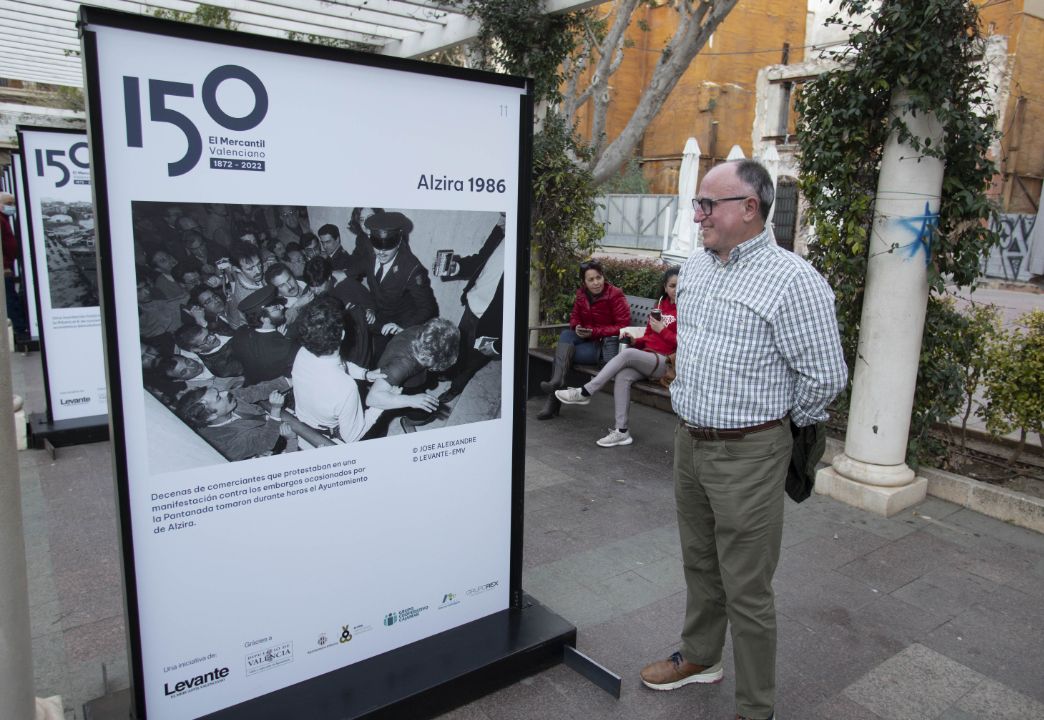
{"left": 554, "top": 266, "right": 679, "bottom": 447}
{"left": 538, "top": 260, "right": 630, "bottom": 420}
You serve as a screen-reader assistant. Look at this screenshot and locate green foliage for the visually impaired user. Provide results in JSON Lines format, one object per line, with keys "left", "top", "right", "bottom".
{"left": 955, "top": 301, "right": 1001, "bottom": 448}
{"left": 153, "top": 4, "right": 238, "bottom": 30}
{"left": 908, "top": 297, "right": 981, "bottom": 467}
{"left": 442, "top": 1, "right": 603, "bottom": 325}
{"left": 600, "top": 156, "right": 651, "bottom": 194}
{"left": 532, "top": 112, "right": 603, "bottom": 324}
{"left": 796, "top": 0, "right": 1001, "bottom": 466}
{"left": 285, "top": 32, "right": 375, "bottom": 53}
{"left": 980, "top": 310, "right": 1044, "bottom": 464}
{"left": 446, "top": 0, "right": 586, "bottom": 104}
{"left": 54, "top": 86, "right": 85, "bottom": 112}
{"left": 597, "top": 257, "right": 668, "bottom": 299}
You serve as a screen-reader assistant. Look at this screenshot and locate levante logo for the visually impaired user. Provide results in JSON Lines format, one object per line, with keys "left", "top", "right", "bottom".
{"left": 122, "top": 64, "right": 269, "bottom": 177}
{"left": 162, "top": 666, "right": 229, "bottom": 698}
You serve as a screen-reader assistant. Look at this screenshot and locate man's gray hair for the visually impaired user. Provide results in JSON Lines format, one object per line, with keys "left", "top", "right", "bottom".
{"left": 732, "top": 159, "right": 775, "bottom": 222}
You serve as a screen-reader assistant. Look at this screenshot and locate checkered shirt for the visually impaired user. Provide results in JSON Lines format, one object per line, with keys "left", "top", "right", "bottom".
{"left": 670, "top": 228, "right": 847, "bottom": 429}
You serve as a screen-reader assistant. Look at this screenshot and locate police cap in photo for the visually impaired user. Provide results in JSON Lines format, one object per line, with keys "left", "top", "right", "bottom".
{"left": 365, "top": 211, "right": 413, "bottom": 249}
{"left": 238, "top": 285, "right": 284, "bottom": 315}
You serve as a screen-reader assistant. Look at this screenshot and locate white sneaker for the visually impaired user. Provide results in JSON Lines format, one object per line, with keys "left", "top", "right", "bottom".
{"left": 597, "top": 428, "right": 632, "bottom": 447}
{"left": 555, "top": 387, "right": 589, "bottom": 405}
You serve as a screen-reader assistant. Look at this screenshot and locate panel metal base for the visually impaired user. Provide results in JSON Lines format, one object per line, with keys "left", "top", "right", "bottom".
{"left": 28, "top": 412, "right": 109, "bottom": 450}
{"left": 15, "top": 336, "right": 40, "bottom": 352}
{"left": 84, "top": 595, "right": 575, "bottom": 720}
{"left": 563, "top": 645, "right": 621, "bottom": 698}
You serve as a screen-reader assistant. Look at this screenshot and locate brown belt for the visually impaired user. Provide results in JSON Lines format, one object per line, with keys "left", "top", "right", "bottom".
{"left": 681, "top": 418, "right": 782, "bottom": 441}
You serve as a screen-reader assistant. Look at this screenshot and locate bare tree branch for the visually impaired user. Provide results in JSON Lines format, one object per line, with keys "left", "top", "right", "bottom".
{"left": 584, "top": 0, "right": 641, "bottom": 157}
{"left": 578, "top": 0, "right": 740, "bottom": 186}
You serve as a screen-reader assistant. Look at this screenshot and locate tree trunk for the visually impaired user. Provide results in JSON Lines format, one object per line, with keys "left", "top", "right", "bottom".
{"left": 584, "top": 0, "right": 741, "bottom": 186}
{"left": 1008, "top": 428, "right": 1027, "bottom": 467}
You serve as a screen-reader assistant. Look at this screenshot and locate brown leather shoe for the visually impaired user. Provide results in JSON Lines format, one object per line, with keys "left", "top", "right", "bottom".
{"left": 640, "top": 651, "right": 723, "bottom": 690}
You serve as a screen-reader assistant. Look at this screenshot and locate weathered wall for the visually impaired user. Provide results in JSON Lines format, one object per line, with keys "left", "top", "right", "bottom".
{"left": 980, "top": 0, "right": 1044, "bottom": 214}
{"left": 982, "top": 213, "right": 1038, "bottom": 281}
{"left": 575, "top": 0, "right": 1041, "bottom": 211}
{"left": 575, "top": 0, "right": 808, "bottom": 194}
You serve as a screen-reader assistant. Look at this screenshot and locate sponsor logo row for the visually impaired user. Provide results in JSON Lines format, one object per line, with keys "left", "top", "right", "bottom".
{"left": 162, "top": 580, "right": 500, "bottom": 700}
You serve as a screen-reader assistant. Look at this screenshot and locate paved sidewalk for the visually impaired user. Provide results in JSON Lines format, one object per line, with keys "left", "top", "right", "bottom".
{"left": 11, "top": 349, "right": 1044, "bottom": 719}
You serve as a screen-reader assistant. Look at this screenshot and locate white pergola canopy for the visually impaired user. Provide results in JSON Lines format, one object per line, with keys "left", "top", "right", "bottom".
{"left": 0, "top": 0, "right": 600, "bottom": 87}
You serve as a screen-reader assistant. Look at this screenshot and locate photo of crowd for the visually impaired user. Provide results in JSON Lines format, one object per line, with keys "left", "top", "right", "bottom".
{"left": 40, "top": 198, "right": 98, "bottom": 308}
{"left": 131, "top": 201, "right": 507, "bottom": 467}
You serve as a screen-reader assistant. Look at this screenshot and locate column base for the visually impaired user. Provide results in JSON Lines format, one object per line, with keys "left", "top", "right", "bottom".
{"left": 815, "top": 465, "right": 927, "bottom": 517}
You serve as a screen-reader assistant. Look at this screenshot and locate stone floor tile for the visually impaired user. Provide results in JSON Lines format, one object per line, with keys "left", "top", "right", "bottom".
{"left": 837, "top": 594, "right": 951, "bottom": 651}
{"left": 784, "top": 526, "right": 892, "bottom": 571}
{"left": 921, "top": 603, "right": 1044, "bottom": 703}
{"left": 835, "top": 531, "right": 964, "bottom": 593}
{"left": 775, "top": 570, "right": 883, "bottom": 630}
{"left": 31, "top": 629, "right": 68, "bottom": 697}
{"left": 585, "top": 569, "right": 674, "bottom": 614}
{"left": 810, "top": 500, "right": 922, "bottom": 541}
{"left": 435, "top": 705, "right": 493, "bottom": 720}
{"left": 909, "top": 496, "right": 963, "bottom": 521}
{"left": 632, "top": 556, "right": 686, "bottom": 594}
{"left": 1005, "top": 554, "right": 1044, "bottom": 595}
{"left": 890, "top": 566, "right": 1004, "bottom": 619}
{"left": 842, "top": 644, "right": 984, "bottom": 720}
{"left": 525, "top": 457, "right": 576, "bottom": 492}
{"left": 62, "top": 615, "right": 127, "bottom": 665}
{"left": 810, "top": 694, "right": 888, "bottom": 719}
{"left": 30, "top": 598, "right": 66, "bottom": 640}
{"left": 943, "top": 509, "right": 1044, "bottom": 554}
{"left": 954, "top": 676, "right": 1044, "bottom": 720}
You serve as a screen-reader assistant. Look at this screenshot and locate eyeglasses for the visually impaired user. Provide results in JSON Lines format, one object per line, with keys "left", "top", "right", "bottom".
{"left": 692, "top": 196, "right": 750, "bottom": 216}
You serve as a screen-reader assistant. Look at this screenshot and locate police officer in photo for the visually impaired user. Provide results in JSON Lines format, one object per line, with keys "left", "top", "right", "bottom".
{"left": 364, "top": 211, "right": 437, "bottom": 358}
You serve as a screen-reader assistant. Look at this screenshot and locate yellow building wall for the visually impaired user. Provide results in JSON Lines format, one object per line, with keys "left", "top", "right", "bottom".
{"left": 577, "top": 1, "right": 1040, "bottom": 205}
{"left": 575, "top": 0, "right": 807, "bottom": 194}
{"left": 979, "top": 0, "right": 1044, "bottom": 213}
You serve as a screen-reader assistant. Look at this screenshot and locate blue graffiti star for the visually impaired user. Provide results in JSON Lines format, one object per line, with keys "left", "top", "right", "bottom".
{"left": 895, "top": 202, "right": 939, "bottom": 264}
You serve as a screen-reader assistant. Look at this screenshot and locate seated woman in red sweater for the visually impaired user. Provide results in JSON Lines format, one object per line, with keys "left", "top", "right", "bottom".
{"left": 555, "top": 266, "right": 679, "bottom": 447}
{"left": 538, "top": 260, "right": 631, "bottom": 420}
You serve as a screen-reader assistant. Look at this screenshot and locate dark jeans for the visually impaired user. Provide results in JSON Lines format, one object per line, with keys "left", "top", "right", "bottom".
{"left": 557, "top": 329, "right": 601, "bottom": 365}
{"left": 4, "top": 275, "right": 28, "bottom": 336}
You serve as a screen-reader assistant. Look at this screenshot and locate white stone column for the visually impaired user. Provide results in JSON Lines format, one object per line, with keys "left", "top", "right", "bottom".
{"left": 0, "top": 275, "right": 63, "bottom": 720}
{"left": 816, "top": 89, "right": 943, "bottom": 516}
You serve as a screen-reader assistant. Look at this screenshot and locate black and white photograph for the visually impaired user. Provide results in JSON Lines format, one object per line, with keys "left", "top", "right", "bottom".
{"left": 132, "top": 201, "right": 506, "bottom": 471}
{"left": 40, "top": 197, "right": 98, "bottom": 308}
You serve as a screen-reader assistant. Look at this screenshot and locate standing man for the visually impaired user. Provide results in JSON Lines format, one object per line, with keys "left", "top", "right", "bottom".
{"left": 1, "top": 192, "right": 28, "bottom": 338}
{"left": 316, "top": 223, "right": 355, "bottom": 274}
{"left": 224, "top": 240, "right": 265, "bottom": 330}
{"left": 364, "top": 212, "right": 437, "bottom": 358}
{"left": 640, "top": 160, "right": 846, "bottom": 720}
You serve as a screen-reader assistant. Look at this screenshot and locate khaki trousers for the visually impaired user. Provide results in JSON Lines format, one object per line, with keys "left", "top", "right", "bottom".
{"left": 673, "top": 420, "right": 791, "bottom": 719}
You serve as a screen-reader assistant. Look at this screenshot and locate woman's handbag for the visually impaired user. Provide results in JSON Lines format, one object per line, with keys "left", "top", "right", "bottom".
{"left": 598, "top": 335, "right": 620, "bottom": 368}
{"left": 659, "top": 353, "right": 677, "bottom": 389}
